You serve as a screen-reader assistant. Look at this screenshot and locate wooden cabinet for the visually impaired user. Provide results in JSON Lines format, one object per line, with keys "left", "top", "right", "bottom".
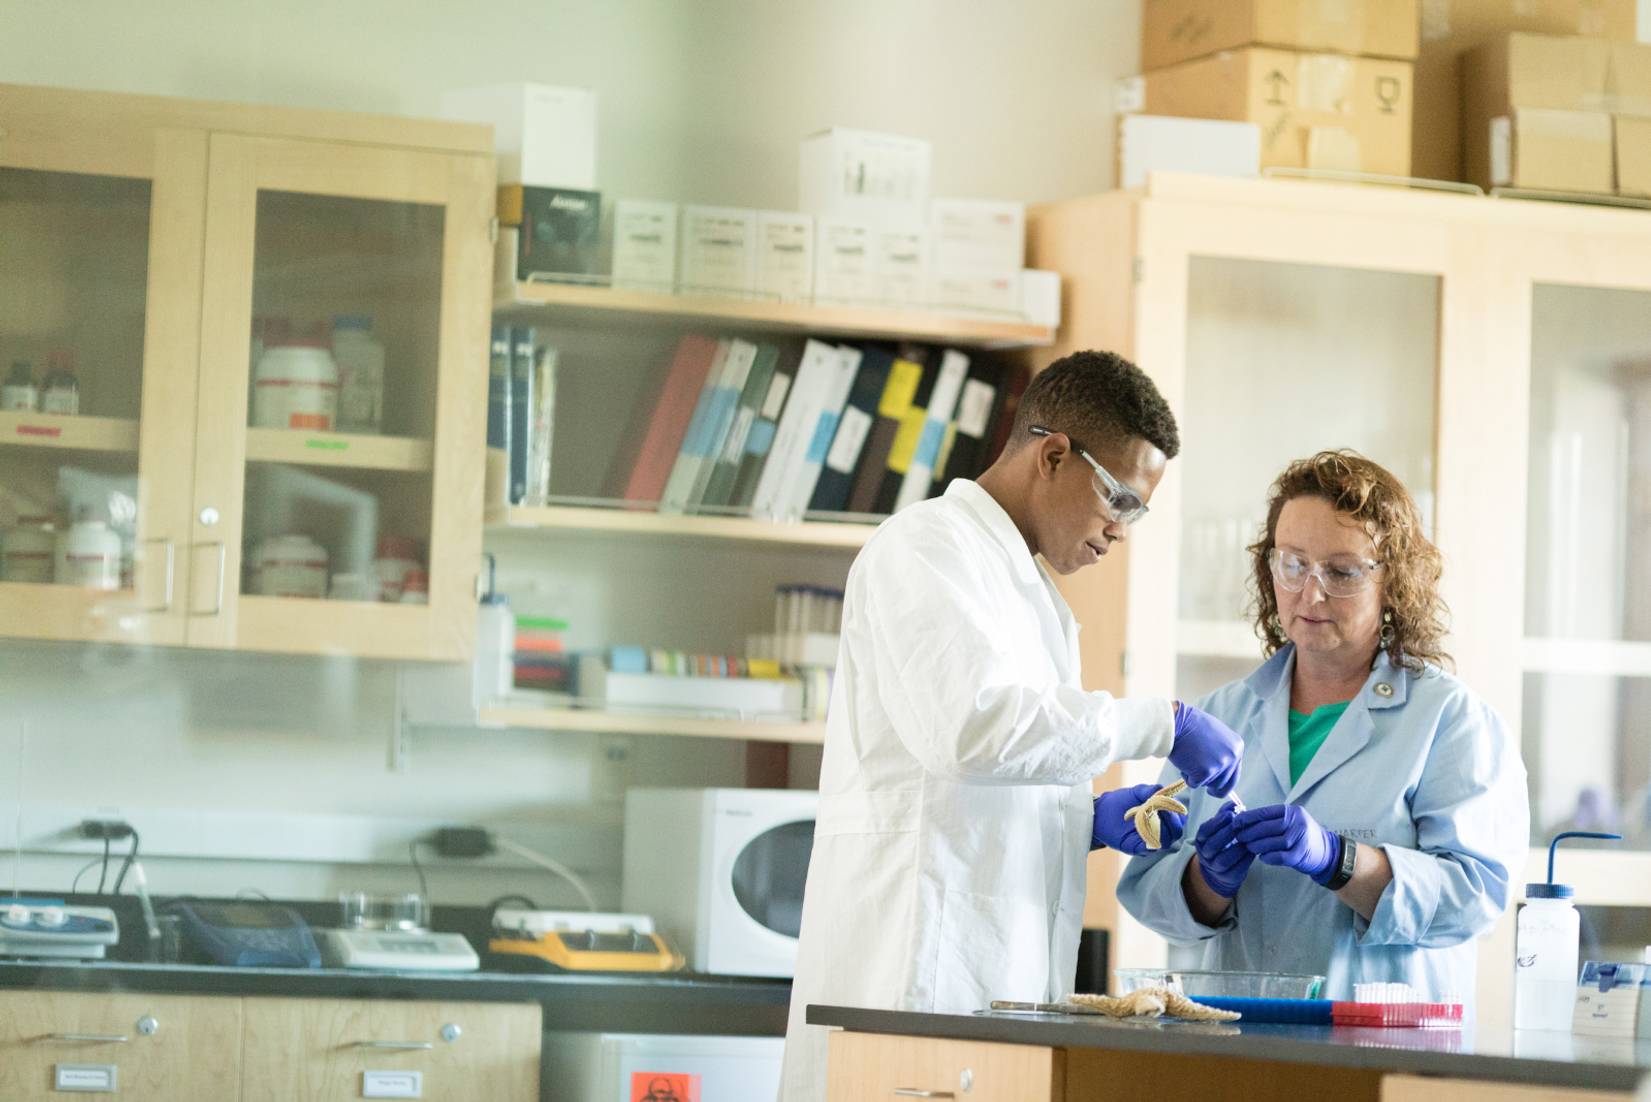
{"left": 241, "top": 996, "right": 540, "bottom": 1102}
{"left": 0, "top": 991, "right": 242, "bottom": 1101}
{"left": 0, "top": 83, "right": 492, "bottom": 660}
{"left": 827, "top": 1029, "right": 1062, "bottom": 1102}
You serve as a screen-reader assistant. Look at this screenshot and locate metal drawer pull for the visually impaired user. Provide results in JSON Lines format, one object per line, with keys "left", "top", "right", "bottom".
{"left": 189, "top": 541, "right": 226, "bottom": 617}
{"left": 893, "top": 1091, "right": 954, "bottom": 1099}
{"left": 353, "top": 1041, "right": 434, "bottom": 1051}
{"left": 142, "top": 538, "right": 176, "bottom": 613}
{"left": 42, "top": 1033, "right": 130, "bottom": 1044}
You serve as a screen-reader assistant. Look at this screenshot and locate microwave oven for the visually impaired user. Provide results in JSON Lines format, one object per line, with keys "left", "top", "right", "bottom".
{"left": 621, "top": 787, "right": 817, "bottom": 978}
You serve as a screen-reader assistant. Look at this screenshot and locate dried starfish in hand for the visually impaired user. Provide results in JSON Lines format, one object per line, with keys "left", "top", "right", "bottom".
{"left": 1069, "top": 988, "right": 1241, "bottom": 1023}
{"left": 1124, "top": 779, "right": 1188, "bottom": 850}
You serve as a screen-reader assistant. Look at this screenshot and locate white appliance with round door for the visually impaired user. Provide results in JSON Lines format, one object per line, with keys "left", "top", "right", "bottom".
{"left": 621, "top": 787, "right": 816, "bottom": 978}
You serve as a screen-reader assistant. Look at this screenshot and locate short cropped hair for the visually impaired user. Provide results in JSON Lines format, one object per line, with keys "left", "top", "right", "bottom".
{"left": 1008, "top": 350, "right": 1180, "bottom": 459}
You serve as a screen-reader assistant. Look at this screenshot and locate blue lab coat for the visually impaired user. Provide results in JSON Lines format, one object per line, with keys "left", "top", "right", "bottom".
{"left": 1118, "top": 646, "right": 1529, "bottom": 1003}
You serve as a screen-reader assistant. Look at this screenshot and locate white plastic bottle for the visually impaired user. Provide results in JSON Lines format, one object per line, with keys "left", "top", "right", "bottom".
{"left": 253, "top": 337, "right": 338, "bottom": 431}
{"left": 331, "top": 314, "right": 385, "bottom": 434}
{"left": 55, "top": 515, "right": 122, "bottom": 590}
{"left": 1514, "top": 830, "right": 1619, "bottom": 1031}
{"left": 472, "top": 554, "right": 514, "bottom": 708}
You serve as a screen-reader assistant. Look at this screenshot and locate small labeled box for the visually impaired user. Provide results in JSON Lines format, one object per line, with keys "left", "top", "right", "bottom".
{"left": 612, "top": 200, "right": 679, "bottom": 291}
{"left": 875, "top": 227, "right": 928, "bottom": 307}
{"left": 1020, "top": 269, "right": 1062, "bottom": 329}
{"left": 1118, "top": 115, "right": 1262, "bottom": 189}
{"left": 680, "top": 206, "right": 757, "bottom": 297}
{"left": 498, "top": 186, "right": 602, "bottom": 280}
{"left": 928, "top": 198, "right": 1026, "bottom": 275}
{"left": 441, "top": 82, "right": 597, "bottom": 189}
{"left": 799, "top": 128, "right": 932, "bottom": 226}
{"left": 928, "top": 270, "right": 1021, "bottom": 317}
{"left": 813, "top": 218, "right": 878, "bottom": 305}
{"left": 755, "top": 212, "right": 815, "bottom": 303}
{"left": 1142, "top": 0, "right": 1420, "bottom": 71}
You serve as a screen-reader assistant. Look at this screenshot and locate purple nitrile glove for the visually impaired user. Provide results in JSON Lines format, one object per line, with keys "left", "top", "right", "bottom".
{"left": 1091, "top": 783, "right": 1187, "bottom": 856}
{"left": 1168, "top": 702, "right": 1243, "bottom": 796}
{"left": 1232, "top": 804, "right": 1342, "bottom": 885}
{"left": 1193, "top": 802, "right": 1255, "bottom": 898}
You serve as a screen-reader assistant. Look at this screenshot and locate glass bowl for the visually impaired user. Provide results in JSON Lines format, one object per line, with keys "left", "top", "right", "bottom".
{"left": 1114, "top": 968, "right": 1326, "bottom": 1000}
{"left": 339, "top": 891, "right": 427, "bottom": 932}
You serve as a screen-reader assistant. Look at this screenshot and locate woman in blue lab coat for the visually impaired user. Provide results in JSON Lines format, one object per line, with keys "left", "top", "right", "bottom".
{"left": 1118, "top": 451, "right": 1529, "bottom": 1003}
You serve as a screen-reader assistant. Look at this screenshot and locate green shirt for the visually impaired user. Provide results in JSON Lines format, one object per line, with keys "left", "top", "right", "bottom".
{"left": 1287, "top": 701, "right": 1351, "bottom": 786}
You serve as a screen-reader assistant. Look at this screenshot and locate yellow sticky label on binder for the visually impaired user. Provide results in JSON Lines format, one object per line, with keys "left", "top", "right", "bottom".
{"left": 887, "top": 407, "right": 929, "bottom": 474}
{"left": 879, "top": 359, "right": 923, "bottom": 420}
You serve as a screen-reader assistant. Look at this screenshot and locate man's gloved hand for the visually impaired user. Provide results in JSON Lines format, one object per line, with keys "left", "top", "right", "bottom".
{"left": 1232, "top": 804, "right": 1342, "bottom": 885}
{"left": 1092, "top": 783, "right": 1186, "bottom": 856}
{"left": 1168, "top": 702, "right": 1243, "bottom": 796}
{"left": 1193, "top": 802, "right": 1255, "bottom": 898}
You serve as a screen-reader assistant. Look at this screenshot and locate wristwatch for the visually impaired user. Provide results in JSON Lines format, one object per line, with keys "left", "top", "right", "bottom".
{"left": 1322, "top": 835, "right": 1358, "bottom": 891}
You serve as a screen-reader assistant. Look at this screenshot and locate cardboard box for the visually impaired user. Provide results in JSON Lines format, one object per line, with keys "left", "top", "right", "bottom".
{"left": 497, "top": 186, "right": 601, "bottom": 278}
{"left": 1411, "top": 0, "right": 1637, "bottom": 182}
{"left": 441, "top": 83, "right": 597, "bottom": 189}
{"left": 813, "top": 219, "right": 877, "bottom": 305}
{"left": 928, "top": 270, "right": 1021, "bottom": 316}
{"left": 799, "top": 128, "right": 932, "bottom": 227}
{"left": 929, "top": 198, "right": 1026, "bottom": 274}
{"left": 1473, "top": 108, "right": 1615, "bottom": 191}
{"left": 1611, "top": 41, "right": 1651, "bottom": 117}
{"left": 1118, "top": 114, "right": 1263, "bottom": 188}
{"left": 875, "top": 227, "right": 928, "bottom": 306}
{"left": 611, "top": 200, "right": 678, "bottom": 292}
{"left": 1143, "top": 0, "right": 1420, "bottom": 70}
{"left": 679, "top": 207, "right": 757, "bottom": 297}
{"left": 1618, "top": 116, "right": 1651, "bottom": 197}
{"left": 1134, "top": 48, "right": 1414, "bottom": 176}
{"left": 755, "top": 212, "right": 814, "bottom": 303}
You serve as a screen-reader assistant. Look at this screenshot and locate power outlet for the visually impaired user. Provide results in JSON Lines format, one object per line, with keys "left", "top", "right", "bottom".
{"left": 590, "top": 735, "right": 632, "bottom": 805}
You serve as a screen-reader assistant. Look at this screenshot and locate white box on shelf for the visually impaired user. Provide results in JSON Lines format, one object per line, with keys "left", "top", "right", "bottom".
{"left": 611, "top": 200, "right": 678, "bottom": 292}
{"left": 679, "top": 206, "right": 758, "bottom": 297}
{"left": 875, "top": 226, "right": 928, "bottom": 306}
{"left": 929, "top": 269, "right": 1021, "bottom": 316}
{"left": 578, "top": 655, "right": 803, "bottom": 719}
{"left": 929, "top": 197, "right": 1025, "bottom": 274}
{"left": 799, "top": 128, "right": 932, "bottom": 226}
{"left": 1020, "top": 269, "right": 1061, "bottom": 328}
{"left": 755, "top": 212, "right": 815, "bottom": 303}
{"left": 439, "top": 82, "right": 597, "bottom": 189}
{"left": 1118, "top": 115, "right": 1261, "bottom": 191}
{"left": 813, "top": 218, "right": 878, "bottom": 305}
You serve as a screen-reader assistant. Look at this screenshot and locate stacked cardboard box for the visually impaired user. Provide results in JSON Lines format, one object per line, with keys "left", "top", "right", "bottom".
{"left": 1462, "top": 33, "right": 1651, "bottom": 195}
{"left": 1128, "top": 0, "right": 1421, "bottom": 177}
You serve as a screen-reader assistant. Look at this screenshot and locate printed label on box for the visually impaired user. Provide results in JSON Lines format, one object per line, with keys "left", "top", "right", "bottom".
{"left": 631, "top": 1071, "right": 701, "bottom": 1102}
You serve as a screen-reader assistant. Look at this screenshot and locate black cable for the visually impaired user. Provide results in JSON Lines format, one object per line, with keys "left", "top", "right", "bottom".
{"left": 409, "top": 839, "right": 430, "bottom": 908}
{"left": 71, "top": 858, "right": 104, "bottom": 894}
{"left": 112, "top": 829, "right": 140, "bottom": 895}
{"left": 95, "top": 838, "right": 111, "bottom": 895}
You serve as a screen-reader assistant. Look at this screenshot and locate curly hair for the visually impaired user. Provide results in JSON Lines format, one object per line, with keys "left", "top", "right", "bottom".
{"left": 1248, "top": 450, "right": 1451, "bottom": 674}
{"left": 1009, "top": 349, "right": 1180, "bottom": 459}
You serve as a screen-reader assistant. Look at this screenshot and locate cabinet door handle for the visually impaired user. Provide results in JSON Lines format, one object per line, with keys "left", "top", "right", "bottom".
{"left": 353, "top": 1041, "right": 434, "bottom": 1051}
{"left": 142, "top": 538, "right": 176, "bottom": 613}
{"left": 893, "top": 1091, "right": 954, "bottom": 1099}
{"left": 189, "top": 541, "right": 226, "bottom": 617}
{"left": 40, "top": 1032, "right": 130, "bottom": 1044}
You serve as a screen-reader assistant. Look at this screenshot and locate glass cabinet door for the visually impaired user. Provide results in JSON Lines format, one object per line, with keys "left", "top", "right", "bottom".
{"left": 0, "top": 131, "right": 203, "bottom": 646}
{"left": 1522, "top": 282, "right": 1651, "bottom": 852}
{"left": 188, "top": 135, "right": 490, "bottom": 659}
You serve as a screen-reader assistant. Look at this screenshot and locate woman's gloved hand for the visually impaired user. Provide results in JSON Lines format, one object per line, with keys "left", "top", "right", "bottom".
{"left": 1092, "top": 783, "right": 1187, "bottom": 855}
{"left": 1193, "top": 802, "right": 1255, "bottom": 898}
{"left": 1232, "top": 804, "right": 1343, "bottom": 885}
{"left": 1168, "top": 702, "right": 1243, "bottom": 796}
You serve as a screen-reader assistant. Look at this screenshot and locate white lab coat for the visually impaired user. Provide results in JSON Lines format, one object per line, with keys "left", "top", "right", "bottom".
{"left": 1117, "top": 646, "right": 1529, "bottom": 1004}
{"left": 779, "top": 480, "right": 1172, "bottom": 1102}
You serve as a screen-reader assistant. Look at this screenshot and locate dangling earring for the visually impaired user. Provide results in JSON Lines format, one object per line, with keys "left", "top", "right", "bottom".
{"left": 1380, "top": 609, "right": 1396, "bottom": 648}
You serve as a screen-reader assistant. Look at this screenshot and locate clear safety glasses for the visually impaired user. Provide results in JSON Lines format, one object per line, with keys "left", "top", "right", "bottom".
{"left": 1268, "top": 547, "right": 1384, "bottom": 598}
{"left": 1027, "top": 426, "right": 1149, "bottom": 526}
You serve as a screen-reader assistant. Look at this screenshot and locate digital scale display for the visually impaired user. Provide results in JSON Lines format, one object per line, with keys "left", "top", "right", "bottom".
{"left": 378, "top": 937, "right": 441, "bottom": 953}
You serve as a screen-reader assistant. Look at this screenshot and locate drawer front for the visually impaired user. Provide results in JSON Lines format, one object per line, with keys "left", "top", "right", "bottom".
{"left": 241, "top": 997, "right": 541, "bottom": 1102}
{"left": 0, "top": 990, "right": 242, "bottom": 1101}
{"left": 827, "top": 1030, "right": 1059, "bottom": 1102}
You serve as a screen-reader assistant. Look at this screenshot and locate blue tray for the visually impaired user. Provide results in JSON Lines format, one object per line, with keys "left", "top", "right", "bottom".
{"left": 1195, "top": 996, "right": 1332, "bottom": 1024}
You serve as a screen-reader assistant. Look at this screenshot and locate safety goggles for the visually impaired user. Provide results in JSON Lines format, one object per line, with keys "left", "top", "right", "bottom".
{"left": 1268, "top": 547, "right": 1384, "bottom": 598}
{"left": 1027, "top": 426, "right": 1149, "bottom": 526}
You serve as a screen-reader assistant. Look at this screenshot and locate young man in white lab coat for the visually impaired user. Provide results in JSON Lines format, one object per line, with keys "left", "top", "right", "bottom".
{"left": 779, "top": 350, "right": 1244, "bottom": 1102}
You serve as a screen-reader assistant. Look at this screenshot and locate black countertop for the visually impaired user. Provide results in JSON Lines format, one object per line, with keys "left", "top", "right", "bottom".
{"left": 807, "top": 1006, "right": 1651, "bottom": 1092}
{"left": 0, "top": 960, "right": 791, "bottom": 1035}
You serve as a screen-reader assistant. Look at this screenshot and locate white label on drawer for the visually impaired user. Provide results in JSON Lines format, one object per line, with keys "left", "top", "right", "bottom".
{"left": 362, "top": 1070, "right": 423, "bottom": 1099}
{"left": 54, "top": 1064, "right": 117, "bottom": 1093}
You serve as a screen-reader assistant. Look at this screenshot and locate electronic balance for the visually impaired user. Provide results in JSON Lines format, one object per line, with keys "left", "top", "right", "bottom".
{"left": 0, "top": 901, "right": 119, "bottom": 960}
{"left": 319, "top": 927, "right": 479, "bottom": 972}
{"left": 488, "top": 909, "right": 684, "bottom": 973}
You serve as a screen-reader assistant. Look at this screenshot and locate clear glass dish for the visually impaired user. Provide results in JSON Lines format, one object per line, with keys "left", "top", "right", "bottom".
{"left": 1114, "top": 968, "right": 1326, "bottom": 1000}
{"left": 339, "top": 891, "right": 427, "bottom": 932}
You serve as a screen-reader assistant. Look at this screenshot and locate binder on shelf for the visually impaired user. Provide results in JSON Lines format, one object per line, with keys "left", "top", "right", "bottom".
{"left": 657, "top": 338, "right": 730, "bottom": 510}
{"left": 700, "top": 343, "right": 781, "bottom": 510}
{"left": 526, "top": 344, "right": 558, "bottom": 504}
{"left": 983, "top": 360, "right": 1030, "bottom": 468}
{"left": 783, "top": 345, "right": 862, "bottom": 521}
{"left": 608, "top": 333, "right": 721, "bottom": 504}
{"left": 487, "top": 324, "right": 513, "bottom": 460}
{"left": 509, "top": 325, "right": 536, "bottom": 504}
{"left": 809, "top": 346, "right": 893, "bottom": 514}
{"left": 937, "top": 358, "right": 1004, "bottom": 487}
{"left": 749, "top": 339, "right": 841, "bottom": 522}
{"left": 662, "top": 338, "right": 759, "bottom": 514}
{"left": 895, "top": 349, "right": 970, "bottom": 512}
{"left": 847, "top": 350, "right": 925, "bottom": 516}
{"left": 727, "top": 353, "right": 798, "bottom": 511}
{"left": 870, "top": 346, "right": 936, "bottom": 515}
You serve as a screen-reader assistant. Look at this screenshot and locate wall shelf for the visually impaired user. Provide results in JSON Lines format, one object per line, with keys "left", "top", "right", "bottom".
{"left": 244, "top": 428, "right": 434, "bottom": 472}
{"left": 1522, "top": 636, "right": 1651, "bottom": 679}
{"left": 485, "top": 502, "right": 876, "bottom": 550}
{"left": 493, "top": 281, "right": 1055, "bottom": 349}
{"left": 1176, "top": 619, "right": 1263, "bottom": 660}
{"left": 478, "top": 704, "right": 827, "bottom": 745}
{"left": 0, "top": 411, "right": 139, "bottom": 454}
